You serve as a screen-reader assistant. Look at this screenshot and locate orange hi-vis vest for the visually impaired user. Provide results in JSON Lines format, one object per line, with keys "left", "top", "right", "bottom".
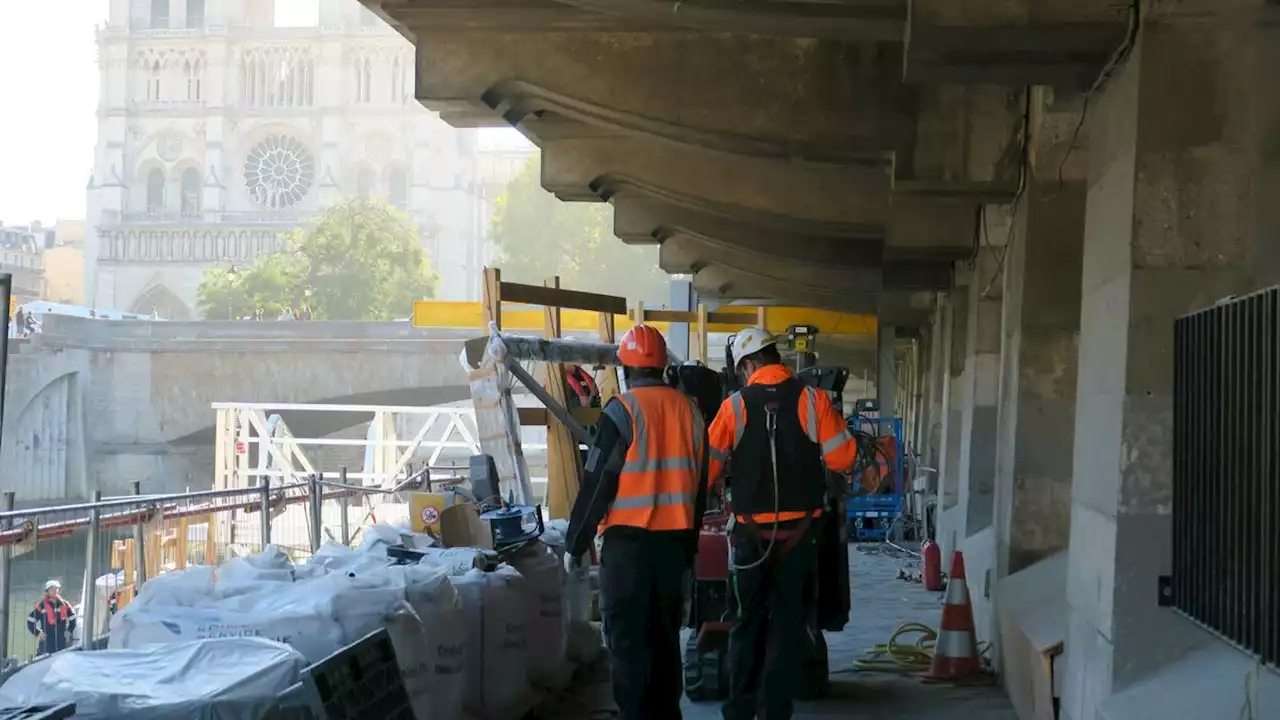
{"left": 598, "top": 385, "right": 706, "bottom": 533}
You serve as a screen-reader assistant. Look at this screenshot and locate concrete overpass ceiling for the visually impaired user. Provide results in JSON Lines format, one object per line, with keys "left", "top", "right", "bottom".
{"left": 381, "top": 0, "right": 1128, "bottom": 311}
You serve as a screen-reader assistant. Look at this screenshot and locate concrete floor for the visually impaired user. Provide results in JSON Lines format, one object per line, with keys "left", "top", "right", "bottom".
{"left": 541, "top": 544, "right": 1018, "bottom": 719}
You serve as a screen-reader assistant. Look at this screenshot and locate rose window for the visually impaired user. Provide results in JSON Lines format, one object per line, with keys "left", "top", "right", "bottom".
{"left": 243, "top": 135, "right": 314, "bottom": 208}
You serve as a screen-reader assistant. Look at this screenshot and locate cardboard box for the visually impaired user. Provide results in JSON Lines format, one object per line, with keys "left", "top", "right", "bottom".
{"left": 410, "top": 491, "right": 467, "bottom": 535}
{"left": 439, "top": 503, "right": 493, "bottom": 549}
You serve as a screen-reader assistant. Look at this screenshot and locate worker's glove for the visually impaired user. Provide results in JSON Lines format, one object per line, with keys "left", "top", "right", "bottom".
{"left": 563, "top": 552, "right": 584, "bottom": 575}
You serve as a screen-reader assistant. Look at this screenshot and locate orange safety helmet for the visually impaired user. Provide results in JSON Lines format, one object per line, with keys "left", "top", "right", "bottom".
{"left": 617, "top": 324, "right": 668, "bottom": 368}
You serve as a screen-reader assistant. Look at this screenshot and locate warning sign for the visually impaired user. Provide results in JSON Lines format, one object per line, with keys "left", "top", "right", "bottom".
{"left": 234, "top": 442, "right": 247, "bottom": 455}
{"left": 420, "top": 506, "right": 440, "bottom": 526}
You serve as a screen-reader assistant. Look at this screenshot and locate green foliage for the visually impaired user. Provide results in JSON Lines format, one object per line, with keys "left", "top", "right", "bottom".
{"left": 489, "top": 157, "right": 669, "bottom": 305}
{"left": 197, "top": 198, "right": 438, "bottom": 320}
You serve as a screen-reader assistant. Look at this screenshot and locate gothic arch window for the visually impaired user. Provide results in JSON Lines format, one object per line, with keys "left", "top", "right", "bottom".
{"left": 146, "top": 58, "right": 163, "bottom": 101}
{"left": 355, "top": 57, "right": 372, "bottom": 103}
{"left": 387, "top": 166, "right": 407, "bottom": 209}
{"left": 131, "top": 285, "right": 191, "bottom": 320}
{"left": 244, "top": 134, "right": 315, "bottom": 209}
{"left": 186, "top": 0, "right": 205, "bottom": 28}
{"left": 390, "top": 56, "right": 403, "bottom": 104}
{"left": 180, "top": 168, "right": 201, "bottom": 217}
{"left": 240, "top": 46, "right": 315, "bottom": 108}
{"left": 150, "top": 0, "right": 169, "bottom": 29}
{"left": 146, "top": 169, "right": 166, "bottom": 214}
{"left": 185, "top": 56, "right": 202, "bottom": 100}
{"left": 357, "top": 167, "right": 376, "bottom": 198}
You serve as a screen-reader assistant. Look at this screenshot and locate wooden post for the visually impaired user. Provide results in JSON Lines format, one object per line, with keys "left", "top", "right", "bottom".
{"left": 597, "top": 310, "right": 620, "bottom": 402}
{"left": 543, "top": 277, "right": 584, "bottom": 519}
{"left": 696, "top": 304, "right": 709, "bottom": 364}
{"left": 482, "top": 267, "right": 502, "bottom": 330}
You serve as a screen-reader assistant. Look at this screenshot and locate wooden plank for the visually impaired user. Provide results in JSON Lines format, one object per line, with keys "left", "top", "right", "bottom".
{"left": 482, "top": 267, "right": 502, "bottom": 331}
{"left": 518, "top": 407, "right": 602, "bottom": 426}
{"left": 597, "top": 311, "right": 621, "bottom": 403}
{"left": 499, "top": 280, "right": 627, "bottom": 315}
{"left": 542, "top": 276, "right": 584, "bottom": 520}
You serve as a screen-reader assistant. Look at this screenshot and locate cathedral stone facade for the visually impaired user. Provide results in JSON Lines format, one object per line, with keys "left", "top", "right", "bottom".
{"left": 86, "top": 0, "right": 522, "bottom": 318}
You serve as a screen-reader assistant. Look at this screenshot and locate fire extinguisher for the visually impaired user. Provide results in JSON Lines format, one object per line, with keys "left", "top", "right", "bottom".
{"left": 921, "top": 539, "right": 943, "bottom": 591}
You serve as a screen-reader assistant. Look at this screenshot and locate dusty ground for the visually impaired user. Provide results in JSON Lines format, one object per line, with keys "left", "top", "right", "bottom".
{"left": 541, "top": 544, "right": 1018, "bottom": 719}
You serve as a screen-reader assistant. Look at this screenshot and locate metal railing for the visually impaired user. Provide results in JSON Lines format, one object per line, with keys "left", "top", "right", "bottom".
{"left": 0, "top": 471, "right": 479, "bottom": 667}
{"left": 1172, "top": 287, "right": 1279, "bottom": 667}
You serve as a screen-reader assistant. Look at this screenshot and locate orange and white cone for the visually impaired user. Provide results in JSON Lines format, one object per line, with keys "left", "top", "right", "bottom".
{"left": 924, "top": 550, "right": 982, "bottom": 681}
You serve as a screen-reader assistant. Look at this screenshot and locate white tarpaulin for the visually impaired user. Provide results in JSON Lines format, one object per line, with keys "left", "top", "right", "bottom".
{"left": 462, "top": 325, "right": 534, "bottom": 504}
{"left": 0, "top": 637, "right": 305, "bottom": 719}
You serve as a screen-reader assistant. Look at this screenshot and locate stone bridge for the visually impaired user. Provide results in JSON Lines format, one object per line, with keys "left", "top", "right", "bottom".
{"left": 3, "top": 315, "right": 474, "bottom": 501}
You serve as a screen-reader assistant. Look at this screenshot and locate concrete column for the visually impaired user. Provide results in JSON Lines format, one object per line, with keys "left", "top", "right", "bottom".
{"left": 993, "top": 179, "right": 1084, "bottom": 578}
{"left": 1063, "top": 11, "right": 1280, "bottom": 720}
{"left": 939, "top": 274, "right": 969, "bottom": 513}
{"left": 958, "top": 245, "right": 1003, "bottom": 537}
{"left": 667, "top": 279, "right": 694, "bottom": 361}
{"left": 923, "top": 294, "right": 946, "bottom": 480}
{"left": 876, "top": 323, "right": 896, "bottom": 422}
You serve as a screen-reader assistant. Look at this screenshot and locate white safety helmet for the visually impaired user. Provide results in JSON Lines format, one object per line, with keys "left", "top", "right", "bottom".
{"left": 44, "top": 580, "right": 61, "bottom": 591}
{"left": 729, "top": 327, "right": 778, "bottom": 368}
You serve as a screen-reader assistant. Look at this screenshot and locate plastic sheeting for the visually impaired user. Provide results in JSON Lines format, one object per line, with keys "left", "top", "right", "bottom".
{"left": 0, "top": 637, "right": 305, "bottom": 719}
{"left": 463, "top": 325, "right": 534, "bottom": 504}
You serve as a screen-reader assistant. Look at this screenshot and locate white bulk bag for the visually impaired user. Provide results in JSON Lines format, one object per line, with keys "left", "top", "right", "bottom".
{"left": 452, "top": 565, "right": 530, "bottom": 720}
{"left": 127, "top": 566, "right": 216, "bottom": 610}
{"left": 0, "top": 637, "right": 305, "bottom": 719}
{"left": 216, "top": 544, "right": 295, "bottom": 596}
{"left": 386, "top": 563, "right": 467, "bottom": 720}
{"left": 507, "top": 542, "right": 569, "bottom": 689}
{"left": 418, "top": 547, "right": 488, "bottom": 575}
{"left": 109, "top": 578, "right": 347, "bottom": 663}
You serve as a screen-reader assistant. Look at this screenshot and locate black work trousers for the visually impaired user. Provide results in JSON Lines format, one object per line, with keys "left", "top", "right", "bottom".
{"left": 722, "top": 524, "right": 818, "bottom": 720}
{"left": 600, "top": 530, "right": 691, "bottom": 720}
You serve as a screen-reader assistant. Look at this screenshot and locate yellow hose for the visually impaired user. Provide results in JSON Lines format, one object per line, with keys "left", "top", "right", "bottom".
{"left": 853, "top": 622, "right": 991, "bottom": 673}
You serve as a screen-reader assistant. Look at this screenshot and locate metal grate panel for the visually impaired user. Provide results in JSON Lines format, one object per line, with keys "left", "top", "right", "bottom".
{"left": 1173, "top": 288, "right": 1279, "bottom": 666}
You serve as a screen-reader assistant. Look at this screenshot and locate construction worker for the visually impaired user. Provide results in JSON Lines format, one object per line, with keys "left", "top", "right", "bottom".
{"left": 27, "top": 580, "right": 77, "bottom": 656}
{"left": 563, "top": 324, "right": 708, "bottom": 720}
{"left": 707, "top": 327, "right": 857, "bottom": 720}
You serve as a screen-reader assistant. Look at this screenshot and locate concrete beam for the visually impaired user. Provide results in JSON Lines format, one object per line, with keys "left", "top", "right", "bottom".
{"left": 904, "top": 0, "right": 1130, "bottom": 86}
{"left": 553, "top": 0, "right": 905, "bottom": 41}
{"left": 538, "top": 134, "right": 891, "bottom": 223}
{"left": 412, "top": 31, "right": 910, "bottom": 163}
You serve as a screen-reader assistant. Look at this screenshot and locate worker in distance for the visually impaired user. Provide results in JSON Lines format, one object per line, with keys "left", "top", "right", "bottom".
{"left": 706, "top": 327, "right": 858, "bottom": 720}
{"left": 563, "top": 324, "right": 709, "bottom": 720}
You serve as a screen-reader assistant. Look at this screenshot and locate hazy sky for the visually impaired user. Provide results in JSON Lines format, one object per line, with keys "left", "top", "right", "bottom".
{"left": 0, "top": 1, "right": 106, "bottom": 225}
{"left": 0, "top": 0, "right": 528, "bottom": 226}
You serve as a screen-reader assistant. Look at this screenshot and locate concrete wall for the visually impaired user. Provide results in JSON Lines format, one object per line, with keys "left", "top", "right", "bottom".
{"left": 4, "top": 316, "right": 472, "bottom": 500}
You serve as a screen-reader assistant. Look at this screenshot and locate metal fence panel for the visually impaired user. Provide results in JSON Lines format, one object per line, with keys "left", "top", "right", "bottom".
{"left": 1173, "top": 287, "right": 1279, "bottom": 667}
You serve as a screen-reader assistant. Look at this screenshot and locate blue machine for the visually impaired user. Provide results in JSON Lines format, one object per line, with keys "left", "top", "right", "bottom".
{"left": 846, "top": 416, "right": 905, "bottom": 542}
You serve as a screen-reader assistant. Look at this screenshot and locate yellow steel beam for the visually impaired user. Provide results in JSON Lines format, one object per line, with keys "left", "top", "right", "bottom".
{"left": 412, "top": 300, "right": 877, "bottom": 336}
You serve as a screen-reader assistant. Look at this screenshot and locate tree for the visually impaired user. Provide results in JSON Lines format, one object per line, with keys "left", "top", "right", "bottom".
{"left": 197, "top": 198, "right": 438, "bottom": 320}
{"left": 489, "top": 157, "right": 670, "bottom": 304}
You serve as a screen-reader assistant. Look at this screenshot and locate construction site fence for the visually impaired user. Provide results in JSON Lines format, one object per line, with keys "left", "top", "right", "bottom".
{"left": 0, "top": 474, "right": 436, "bottom": 666}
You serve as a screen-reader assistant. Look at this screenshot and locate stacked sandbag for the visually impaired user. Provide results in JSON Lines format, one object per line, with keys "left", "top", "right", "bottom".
{"left": 452, "top": 565, "right": 531, "bottom": 720}
{"left": 108, "top": 545, "right": 470, "bottom": 720}
{"left": 386, "top": 563, "right": 468, "bottom": 720}
{"left": 506, "top": 541, "right": 570, "bottom": 689}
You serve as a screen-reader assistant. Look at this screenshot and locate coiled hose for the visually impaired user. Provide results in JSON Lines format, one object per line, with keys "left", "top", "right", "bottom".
{"left": 852, "top": 622, "right": 991, "bottom": 673}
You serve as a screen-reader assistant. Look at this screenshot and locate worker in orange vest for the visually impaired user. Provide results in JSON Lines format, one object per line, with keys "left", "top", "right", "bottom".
{"left": 564, "top": 324, "right": 708, "bottom": 720}
{"left": 707, "top": 327, "right": 858, "bottom": 720}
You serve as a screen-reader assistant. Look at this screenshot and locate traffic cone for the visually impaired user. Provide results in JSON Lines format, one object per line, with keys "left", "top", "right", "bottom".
{"left": 923, "top": 550, "right": 982, "bottom": 681}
